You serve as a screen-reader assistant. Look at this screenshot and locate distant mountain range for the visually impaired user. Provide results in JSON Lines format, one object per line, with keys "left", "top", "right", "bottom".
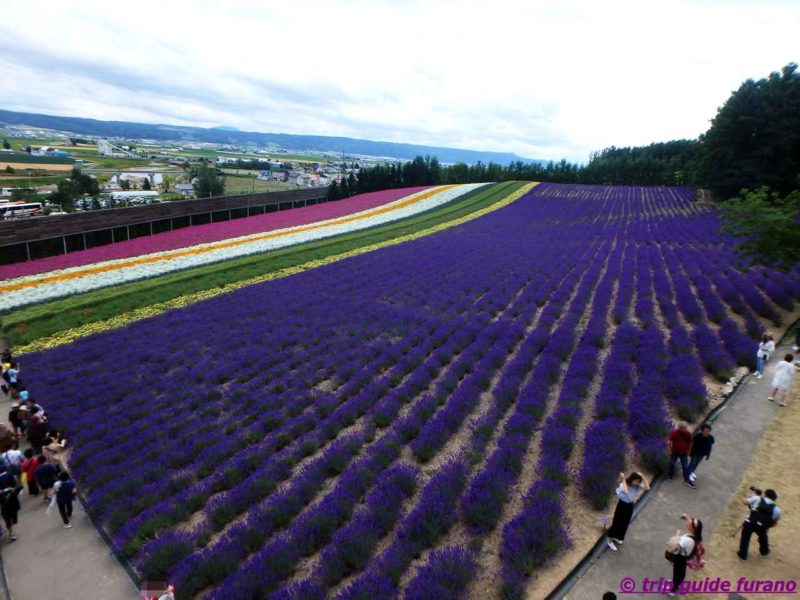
{"left": 0, "top": 109, "right": 541, "bottom": 165}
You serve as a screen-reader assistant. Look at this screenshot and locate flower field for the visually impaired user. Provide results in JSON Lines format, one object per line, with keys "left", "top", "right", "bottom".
{"left": 19, "top": 183, "right": 799, "bottom": 599}
{"left": 0, "top": 187, "right": 432, "bottom": 280}
{"left": 1, "top": 185, "right": 488, "bottom": 310}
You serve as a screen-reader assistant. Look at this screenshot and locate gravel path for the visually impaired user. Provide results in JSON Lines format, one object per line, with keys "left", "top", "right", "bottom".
{"left": 563, "top": 348, "right": 789, "bottom": 599}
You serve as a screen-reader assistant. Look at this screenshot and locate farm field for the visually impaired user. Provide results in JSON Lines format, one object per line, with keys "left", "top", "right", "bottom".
{"left": 221, "top": 175, "right": 297, "bottom": 195}
{"left": 15, "top": 183, "right": 800, "bottom": 599}
{"left": 2, "top": 182, "right": 526, "bottom": 349}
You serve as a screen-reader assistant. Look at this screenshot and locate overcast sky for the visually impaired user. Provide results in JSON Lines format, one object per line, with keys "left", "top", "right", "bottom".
{"left": 1, "top": 0, "right": 797, "bottom": 162}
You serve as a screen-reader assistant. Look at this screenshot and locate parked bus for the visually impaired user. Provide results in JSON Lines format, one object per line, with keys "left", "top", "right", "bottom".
{"left": 0, "top": 202, "right": 43, "bottom": 219}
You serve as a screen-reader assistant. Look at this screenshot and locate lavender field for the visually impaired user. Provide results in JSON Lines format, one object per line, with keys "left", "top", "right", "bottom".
{"left": 23, "top": 183, "right": 799, "bottom": 599}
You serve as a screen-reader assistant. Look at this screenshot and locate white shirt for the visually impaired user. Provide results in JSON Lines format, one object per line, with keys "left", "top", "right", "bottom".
{"left": 757, "top": 340, "right": 775, "bottom": 358}
{"left": 1, "top": 450, "right": 23, "bottom": 467}
{"left": 678, "top": 533, "right": 695, "bottom": 557}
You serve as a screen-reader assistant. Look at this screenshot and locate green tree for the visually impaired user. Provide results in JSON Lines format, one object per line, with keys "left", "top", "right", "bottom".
{"left": 120, "top": 179, "right": 131, "bottom": 190}
{"left": 193, "top": 163, "right": 225, "bottom": 198}
{"left": 49, "top": 178, "right": 80, "bottom": 212}
{"left": 10, "top": 188, "right": 39, "bottom": 202}
{"left": 720, "top": 186, "right": 800, "bottom": 270}
{"left": 2, "top": 139, "right": 10, "bottom": 150}
{"left": 162, "top": 175, "right": 174, "bottom": 193}
{"left": 339, "top": 176, "right": 350, "bottom": 198}
{"left": 143, "top": 178, "right": 152, "bottom": 191}
{"left": 4, "top": 165, "right": 14, "bottom": 174}
{"left": 697, "top": 63, "right": 800, "bottom": 199}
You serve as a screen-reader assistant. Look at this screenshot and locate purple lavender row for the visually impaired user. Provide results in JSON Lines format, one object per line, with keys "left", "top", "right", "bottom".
{"left": 460, "top": 244, "right": 601, "bottom": 534}
{"left": 499, "top": 235, "right": 623, "bottom": 598}
{"left": 163, "top": 309, "right": 499, "bottom": 593}
{"left": 199, "top": 455, "right": 418, "bottom": 599}
{"left": 331, "top": 460, "right": 469, "bottom": 600}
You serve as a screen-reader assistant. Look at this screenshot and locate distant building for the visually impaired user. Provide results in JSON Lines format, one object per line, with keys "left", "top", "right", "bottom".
{"left": 175, "top": 183, "right": 195, "bottom": 196}
{"left": 98, "top": 139, "right": 114, "bottom": 157}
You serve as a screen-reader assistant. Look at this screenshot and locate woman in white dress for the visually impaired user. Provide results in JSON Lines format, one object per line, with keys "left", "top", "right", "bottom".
{"left": 768, "top": 353, "right": 798, "bottom": 407}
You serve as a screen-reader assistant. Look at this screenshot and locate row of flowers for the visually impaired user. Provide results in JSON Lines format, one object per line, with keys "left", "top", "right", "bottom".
{"left": 22, "top": 183, "right": 797, "bottom": 599}
{"left": 0, "top": 186, "right": 432, "bottom": 280}
{"left": 1, "top": 184, "right": 485, "bottom": 310}
{"left": 15, "top": 183, "right": 536, "bottom": 354}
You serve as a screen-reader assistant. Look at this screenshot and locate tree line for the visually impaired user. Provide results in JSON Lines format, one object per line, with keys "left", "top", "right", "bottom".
{"left": 332, "top": 64, "right": 799, "bottom": 268}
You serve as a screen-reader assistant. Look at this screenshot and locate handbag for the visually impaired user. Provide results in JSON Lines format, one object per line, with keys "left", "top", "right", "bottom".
{"left": 687, "top": 542, "right": 706, "bottom": 569}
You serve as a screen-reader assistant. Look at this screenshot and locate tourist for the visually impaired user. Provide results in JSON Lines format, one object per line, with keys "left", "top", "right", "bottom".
{"left": 738, "top": 488, "right": 780, "bottom": 559}
{"left": 755, "top": 334, "right": 775, "bottom": 379}
{"left": 8, "top": 403, "right": 24, "bottom": 437}
{"left": 0, "top": 442, "right": 24, "bottom": 477}
{"left": 4, "top": 362, "right": 20, "bottom": 399}
{"left": 55, "top": 471, "right": 77, "bottom": 529}
{"left": 667, "top": 422, "right": 693, "bottom": 487}
{"left": 0, "top": 465, "right": 22, "bottom": 541}
{"left": 687, "top": 423, "right": 715, "bottom": 484}
{"left": 606, "top": 471, "right": 649, "bottom": 551}
{"left": 20, "top": 449, "right": 40, "bottom": 496}
{"left": 666, "top": 514, "right": 703, "bottom": 597}
{"left": 768, "top": 353, "right": 798, "bottom": 406}
{"left": 26, "top": 408, "right": 48, "bottom": 453}
{"left": 34, "top": 456, "right": 58, "bottom": 502}
{"left": 24, "top": 396, "right": 45, "bottom": 418}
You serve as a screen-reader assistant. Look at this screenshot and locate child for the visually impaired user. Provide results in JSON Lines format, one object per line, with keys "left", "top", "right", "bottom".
{"left": 55, "top": 471, "right": 77, "bottom": 528}
{"left": 20, "top": 449, "right": 39, "bottom": 496}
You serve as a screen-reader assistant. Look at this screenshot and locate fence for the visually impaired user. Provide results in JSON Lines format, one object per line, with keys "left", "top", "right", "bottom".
{"left": 0, "top": 188, "right": 328, "bottom": 265}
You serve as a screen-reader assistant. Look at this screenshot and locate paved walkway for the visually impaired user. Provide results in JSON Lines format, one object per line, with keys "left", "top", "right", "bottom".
{"left": 0, "top": 427, "right": 136, "bottom": 599}
{"left": 565, "top": 348, "right": 789, "bottom": 598}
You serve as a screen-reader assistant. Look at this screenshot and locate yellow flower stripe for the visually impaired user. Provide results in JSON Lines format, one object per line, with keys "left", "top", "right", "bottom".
{"left": 0, "top": 185, "right": 456, "bottom": 293}
{"left": 17, "top": 182, "right": 537, "bottom": 355}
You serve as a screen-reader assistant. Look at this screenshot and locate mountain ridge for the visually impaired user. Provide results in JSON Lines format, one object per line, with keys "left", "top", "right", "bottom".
{"left": 0, "top": 109, "right": 542, "bottom": 165}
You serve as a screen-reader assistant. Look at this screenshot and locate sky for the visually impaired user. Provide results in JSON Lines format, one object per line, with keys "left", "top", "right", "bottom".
{"left": 1, "top": 0, "right": 798, "bottom": 162}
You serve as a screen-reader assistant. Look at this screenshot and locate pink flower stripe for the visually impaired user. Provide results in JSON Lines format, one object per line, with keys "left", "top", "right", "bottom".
{"left": 0, "top": 187, "right": 430, "bottom": 280}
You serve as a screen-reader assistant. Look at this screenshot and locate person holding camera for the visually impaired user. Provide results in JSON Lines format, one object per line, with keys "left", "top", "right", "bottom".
{"left": 606, "top": 471, "right": 649, "bottom": 551}
{"left": 665, "top": 514, "right": 703, "bottom": 597}
{"left": 738, "top": 487, "right": 780, "bottom": 559}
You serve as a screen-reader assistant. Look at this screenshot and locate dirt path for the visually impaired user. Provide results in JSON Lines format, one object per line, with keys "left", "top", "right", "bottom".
{"left": 563, "top": 346, "right": 792, "bottom": 599}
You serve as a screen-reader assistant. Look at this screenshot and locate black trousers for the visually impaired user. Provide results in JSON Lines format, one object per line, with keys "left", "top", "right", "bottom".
{"left": 608, "top": 499, "right": 634, "bottom": 541}
{"left": 738, "top": 520, "right": 769, "bottom": 558}
{"left": 671, "top": 554, "right": 688, "bottom": 593}
{"left": 57, "top": 500, "right": 73, "bottom": 525}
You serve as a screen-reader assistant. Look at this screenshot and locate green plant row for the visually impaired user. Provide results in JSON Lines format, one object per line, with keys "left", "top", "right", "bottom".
{"left": 3, "top": 181, "right": 527, "bottom": 346}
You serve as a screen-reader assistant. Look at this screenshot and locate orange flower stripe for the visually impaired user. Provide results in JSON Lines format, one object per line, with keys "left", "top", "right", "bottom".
{"left": 0, "top": 185, "right": 456, "bottom": 294}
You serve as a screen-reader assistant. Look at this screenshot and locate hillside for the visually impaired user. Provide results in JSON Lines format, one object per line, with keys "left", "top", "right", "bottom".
{"left": 0, "top": 109, "right": 541, "bottom": 165}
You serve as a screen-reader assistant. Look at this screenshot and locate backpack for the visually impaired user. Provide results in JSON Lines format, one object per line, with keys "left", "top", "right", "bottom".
{"left": 665, "top": 534, "right": 696, "bottom": 563}
{"left": 751, "top": 499, "right": 776, "bottom": 528}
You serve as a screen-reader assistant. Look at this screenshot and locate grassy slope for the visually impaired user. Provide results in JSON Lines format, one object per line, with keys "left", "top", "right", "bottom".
{"left": 693, "top": 385, "right": 799, "bottom": 587}
{"left": 3, "top": 181, "right": 526, "bottom": 346}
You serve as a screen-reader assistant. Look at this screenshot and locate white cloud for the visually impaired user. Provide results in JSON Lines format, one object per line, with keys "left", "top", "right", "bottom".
{"left": 1, "top": 0, "right": 798, "bottom": 161}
